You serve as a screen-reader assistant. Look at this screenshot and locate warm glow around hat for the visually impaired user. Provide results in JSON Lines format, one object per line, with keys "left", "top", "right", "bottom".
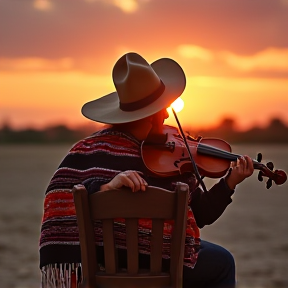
{"left": 167, "top": 97, "right": 184, "bottom": 114}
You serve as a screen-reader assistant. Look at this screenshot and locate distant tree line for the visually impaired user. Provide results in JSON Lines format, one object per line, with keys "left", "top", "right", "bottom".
{"left": 186, "top": 118, "right": 288, "bottom": 144}
{"left": 1, "top": 117, "right": 288, "bottom": 144}
{"left": 0, "top": 123, "right": 101, "bottom": 144}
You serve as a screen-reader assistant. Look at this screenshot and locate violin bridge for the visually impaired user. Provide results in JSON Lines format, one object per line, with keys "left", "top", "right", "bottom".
{"left": 166, "top": 141, "right": 175, "bottom": 152}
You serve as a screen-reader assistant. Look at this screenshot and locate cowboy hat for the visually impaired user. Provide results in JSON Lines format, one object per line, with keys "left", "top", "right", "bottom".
{"left": 81, "top": 52, "right": 186, "bottom": 124}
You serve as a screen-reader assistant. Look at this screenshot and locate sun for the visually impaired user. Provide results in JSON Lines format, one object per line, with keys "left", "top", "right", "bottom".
{"left": 167, "top": 97, "right": 184, "bottom": 115}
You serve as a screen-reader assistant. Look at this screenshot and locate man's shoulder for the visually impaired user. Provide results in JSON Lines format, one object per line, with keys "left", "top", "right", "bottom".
{"left": 69, "top": 128, "right": 139, "bottom": 153}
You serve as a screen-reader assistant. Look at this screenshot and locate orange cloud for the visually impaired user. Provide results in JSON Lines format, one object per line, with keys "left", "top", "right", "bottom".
{"left": 177, "top": 45, "right": 214, "bottom": 62}
{"left": 0, "top": 58, "right": 74, "bottom": 71}
{"left": 85, "top": 0, "right": 149, "bottom": 13}
{"left": 220, "top": 48, "right": 288, "bottom": 71}
{"left": 33, "top": 0, "right": 53, "bottom": 11}
{"left": 113, "top": 0, "right": 138, "bottom": 13}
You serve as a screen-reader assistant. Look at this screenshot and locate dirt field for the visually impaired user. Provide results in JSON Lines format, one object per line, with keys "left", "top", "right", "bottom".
{"left": 0, "top": 144, "right": 287, "bottom": 288}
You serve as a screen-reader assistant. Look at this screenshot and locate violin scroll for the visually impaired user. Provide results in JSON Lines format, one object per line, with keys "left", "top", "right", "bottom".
{"left": 255, "top": 152, "right": 287, "bottom": 189}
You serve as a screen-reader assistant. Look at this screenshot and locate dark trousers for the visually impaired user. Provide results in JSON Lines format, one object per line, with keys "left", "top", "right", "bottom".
{"left": 100, "top": 240, "right": 236, "bottom": 288}
{"left": 181, "top": 240, "right": 236, "bottom": 288}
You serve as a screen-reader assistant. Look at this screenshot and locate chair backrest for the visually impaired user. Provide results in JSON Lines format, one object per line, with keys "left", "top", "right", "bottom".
{"left": 72, "top": 183, "right": 189, "bottom": 288}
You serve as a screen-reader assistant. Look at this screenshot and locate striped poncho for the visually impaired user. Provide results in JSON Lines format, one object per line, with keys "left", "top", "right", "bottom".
{"left": 39, "top": 128, "right": 201, "bottom": 285}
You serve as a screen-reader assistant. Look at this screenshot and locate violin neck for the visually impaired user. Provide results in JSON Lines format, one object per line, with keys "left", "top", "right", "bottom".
{"left": 197, "top": 143, "right": 261, "bottom": 169}
{"left": 198, "top": 143, "right": 240, "bottom": 161}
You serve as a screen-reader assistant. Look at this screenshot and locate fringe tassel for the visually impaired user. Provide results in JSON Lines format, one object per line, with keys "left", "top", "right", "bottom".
{"left": 41, "top": 263, "right": 82, "bottom": 288}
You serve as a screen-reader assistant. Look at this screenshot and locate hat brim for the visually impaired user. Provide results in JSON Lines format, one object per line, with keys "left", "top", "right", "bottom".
{"left": 81, "top": 57, "right": 186, "bottom": 124}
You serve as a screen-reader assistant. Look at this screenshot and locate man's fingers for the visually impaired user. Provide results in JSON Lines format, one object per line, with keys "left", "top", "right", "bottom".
{"left": 132, "top": 171, "right": 148, "bottom": 191}
{"left": 121, "top": 171, "right": 148, "bottom": 192}
{"left": 126, "top": 172, "right": 141, "bottom": 192}
{"left": 244, "top": 155, "right": 254, "bottom": 175}
{"left": 234, "top": 156, "right": 254, "bottom": 176}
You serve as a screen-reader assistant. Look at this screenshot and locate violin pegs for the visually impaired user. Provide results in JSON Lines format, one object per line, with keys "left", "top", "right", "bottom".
{"left": 266, "top": 161, "right": 274, "bottom": 170}
{"left": 266, "top": 178, "right": 273, "bottom": 189}
{"left": 258, "top": 171, "right": 263, "bottom": 182}
{"left": 257, "top": 153, "right": 262, "bottom": 163}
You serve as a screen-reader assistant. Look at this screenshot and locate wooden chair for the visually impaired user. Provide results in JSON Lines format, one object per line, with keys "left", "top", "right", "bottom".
{"left": 72, "top": 183, "right": 189, "bottom": 288}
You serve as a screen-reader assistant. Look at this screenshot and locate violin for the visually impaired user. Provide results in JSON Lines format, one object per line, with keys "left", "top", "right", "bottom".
{"left": 141, "top": 125, "right": 287, "bottom": 189}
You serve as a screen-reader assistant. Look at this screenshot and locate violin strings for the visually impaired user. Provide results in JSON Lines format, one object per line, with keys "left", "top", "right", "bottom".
{"left": 198, "top": 143, "right": 265, "bottom": 171}
{"left": 197, "top": 143, "right": 239, "bottom": 161}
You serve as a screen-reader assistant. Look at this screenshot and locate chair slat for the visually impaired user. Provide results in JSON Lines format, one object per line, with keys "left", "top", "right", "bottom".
{"left": 150, "top": 219, "right": 164, "bottom": 274}
{"left": 126, "top": 219, "right": 139, "bottom": 274}
{"left": 102, "top": 219, "right": 117, "bottom": 274}
{"left": 90, "top": 188, "right": 175, "bottom": 219}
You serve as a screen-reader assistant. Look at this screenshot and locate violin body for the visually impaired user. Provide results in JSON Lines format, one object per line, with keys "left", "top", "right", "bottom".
{"left": 142, "top": 133, "right": 232, "bottom": 178}
{"left": 142, "top": 125, "right": 287, "bottom": 188}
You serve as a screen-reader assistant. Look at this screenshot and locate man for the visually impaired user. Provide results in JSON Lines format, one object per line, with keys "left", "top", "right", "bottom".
{"left": 40, "top": 52, "right": 253, "bottom": 287}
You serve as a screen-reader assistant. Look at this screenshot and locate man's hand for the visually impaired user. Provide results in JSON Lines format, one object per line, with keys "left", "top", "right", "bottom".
{"left": 225, "top": 155, "right": 254, "bottom": 190}
{"left": 100, "top": 170, "right": 148, "bottom": 192}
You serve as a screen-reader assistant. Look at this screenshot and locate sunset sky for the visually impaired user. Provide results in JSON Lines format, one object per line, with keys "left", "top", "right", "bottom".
{"left": 1, "top": 0, "right": 288, "bottom": 131}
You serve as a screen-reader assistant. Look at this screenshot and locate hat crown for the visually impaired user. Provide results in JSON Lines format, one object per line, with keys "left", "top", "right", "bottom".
{"left": 112, "top": 53, "right": 162, "bottom": 104}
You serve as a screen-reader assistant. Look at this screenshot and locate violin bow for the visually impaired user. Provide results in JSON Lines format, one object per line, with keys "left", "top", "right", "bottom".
{"left": 172, "top": 108, "right": 208, "bottom": 193}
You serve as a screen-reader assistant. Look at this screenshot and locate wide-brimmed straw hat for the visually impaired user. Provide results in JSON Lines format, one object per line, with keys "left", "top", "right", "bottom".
{"left": 81, "top": 52, "right": 186, "bottom": 124}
